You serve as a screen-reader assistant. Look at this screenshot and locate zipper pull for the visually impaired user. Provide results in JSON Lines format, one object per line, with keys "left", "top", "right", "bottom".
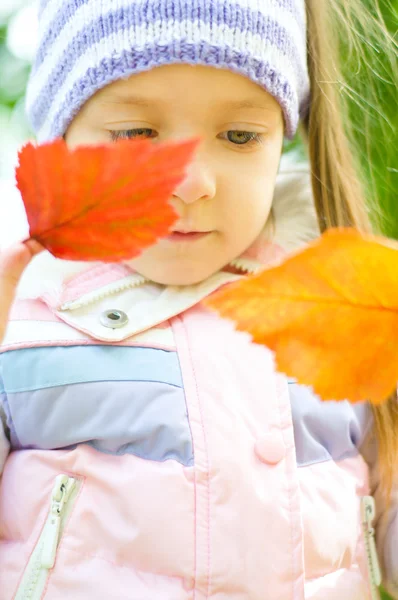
{"left": 41, "top": 475, "right": 76, "bottom": 569}
{"left": 361, "top": 496, "right": 382, "bottom": 592}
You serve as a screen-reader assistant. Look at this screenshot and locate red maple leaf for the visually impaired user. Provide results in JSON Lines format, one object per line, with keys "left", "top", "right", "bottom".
{"left": 16, "top": 137, "right": 199, "bottom": 262}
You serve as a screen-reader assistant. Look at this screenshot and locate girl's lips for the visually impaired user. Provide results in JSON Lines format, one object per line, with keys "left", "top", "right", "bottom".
{"left": 165, "top": 231, "right": 211, "bottom": 242}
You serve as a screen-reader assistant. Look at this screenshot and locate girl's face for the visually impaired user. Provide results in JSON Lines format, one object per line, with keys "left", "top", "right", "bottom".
{"left": 66, "top": 64, "right": 284, "bottom": 285}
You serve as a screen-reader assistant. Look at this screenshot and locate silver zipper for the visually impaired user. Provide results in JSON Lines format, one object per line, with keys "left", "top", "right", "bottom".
{"left": 14, "top": 474, "right": 80, "bottom": 600}
{"left": 361, "top": 496, "right": 382, "bottom": 599}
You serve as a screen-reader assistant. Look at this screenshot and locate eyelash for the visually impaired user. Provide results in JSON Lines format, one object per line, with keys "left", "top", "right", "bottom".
{"left": 110, "top": 128, "right": 264, "bottom": 148}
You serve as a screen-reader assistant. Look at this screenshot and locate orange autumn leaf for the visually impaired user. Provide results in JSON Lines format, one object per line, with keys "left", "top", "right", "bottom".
{"left": 206, "top": 228, "right": 398, "bottom": 404}
{"left": 15, "top": 137, "right": 199, "bottom": 262}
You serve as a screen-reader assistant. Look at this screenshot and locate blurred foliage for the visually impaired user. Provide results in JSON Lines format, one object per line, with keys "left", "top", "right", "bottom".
{"left": 0, "top": 21, "right": 30, "bottom": 111}
{"left": 342, "top": 0, "right": 398, "bottom": 241}
{"left": 283, "top": 0, "right": 398, "bottom": 240}
{"left": 0, "top": 29, "right": 29, "bottom": 108}
{"left": 0, "top": 14, "right": 33, "bottom": 179}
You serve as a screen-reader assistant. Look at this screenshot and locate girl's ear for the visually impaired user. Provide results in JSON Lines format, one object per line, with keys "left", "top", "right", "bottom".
{"left": 272, "top": 154, "right": 320, "bottom": 253}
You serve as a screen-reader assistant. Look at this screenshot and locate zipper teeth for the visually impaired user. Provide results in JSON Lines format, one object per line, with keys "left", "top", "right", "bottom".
{"left": 60, "top": 275, "right": 149, "bottom": 311}
{"left": 15, "top": 476, "right": 81, "bottom": 600}
{"left": 59, "top": 257, "right": 262, "bottom": 312}
{"left": 22, "top": 546, "right": 43, "bottom": 600}
{"left": 58, "top": 257, "right": 264, "bottom": 314}
{"left": 228, "top": 257, "right": 262, "bottom": 274}
{"left": 361, "top": 497, "right": 380, "bottom": 600}
{"left": 364, "top": 532, "right": 378, "bottom": 600}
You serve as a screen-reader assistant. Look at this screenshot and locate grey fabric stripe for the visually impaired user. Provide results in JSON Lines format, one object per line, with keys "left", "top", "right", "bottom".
{"left": 7, "top": 380, "right": 193, "bottom": 466}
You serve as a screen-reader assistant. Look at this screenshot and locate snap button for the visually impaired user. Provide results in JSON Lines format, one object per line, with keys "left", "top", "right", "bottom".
{"left": 254, "top": 431, "right": 286, "bottom": 465}
{"left": 100, "top": 309, "right": 129, "bottom": 329}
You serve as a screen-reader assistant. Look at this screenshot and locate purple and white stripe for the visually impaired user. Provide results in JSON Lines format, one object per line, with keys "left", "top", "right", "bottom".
{"left": 26, "top": 0, "right": 310, "bottom": 141}
{"left": 32, "top": 0, "right": 306, "bottom": 75}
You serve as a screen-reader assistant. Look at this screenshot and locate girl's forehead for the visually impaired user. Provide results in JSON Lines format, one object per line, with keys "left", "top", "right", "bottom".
{"left": 94, "top": 64, "right": 281, "bottom": 112}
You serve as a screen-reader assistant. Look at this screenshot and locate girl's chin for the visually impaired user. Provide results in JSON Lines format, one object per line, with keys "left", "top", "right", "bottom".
{"left": 128, "top": 261, "right": 223, "bottom": 286}
{"left": 146, "top": 271, "right": 217, "bottom": 286}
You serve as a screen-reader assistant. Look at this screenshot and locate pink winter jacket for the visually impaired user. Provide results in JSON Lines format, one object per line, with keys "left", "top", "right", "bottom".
{"left": 0, "top": 159, "right": 397, "bottom": 600}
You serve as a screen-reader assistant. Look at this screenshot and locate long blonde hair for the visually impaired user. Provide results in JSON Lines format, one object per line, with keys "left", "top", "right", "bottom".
{"left": 301, "top": 0, "right": 398, "bottom": 499}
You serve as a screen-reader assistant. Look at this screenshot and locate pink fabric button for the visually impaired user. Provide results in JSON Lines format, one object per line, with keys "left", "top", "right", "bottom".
{"left": 254, "top": 431, "right": 286, "bottom": 464}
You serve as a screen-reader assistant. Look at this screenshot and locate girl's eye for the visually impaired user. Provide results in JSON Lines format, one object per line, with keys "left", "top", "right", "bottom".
{"left": 110, "top": 128, "right": 156, "bottom": 141}
{"left": 224, "top": 131, "right": 263, "bottom": 147}
{"left": 110, "top": 128, "right": 263, "bottom": 147}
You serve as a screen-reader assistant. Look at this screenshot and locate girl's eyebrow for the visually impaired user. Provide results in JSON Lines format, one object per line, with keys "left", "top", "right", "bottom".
{"left": 101, "top": 94, "right": 278, "bottom": 112}
{"left": 221, "top": 99, "right": 279, "bottom": 112}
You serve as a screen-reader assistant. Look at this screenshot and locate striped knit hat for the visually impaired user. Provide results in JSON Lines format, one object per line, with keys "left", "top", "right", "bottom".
{"left": 26, "top": 0, "right": 310, "bottom": 143}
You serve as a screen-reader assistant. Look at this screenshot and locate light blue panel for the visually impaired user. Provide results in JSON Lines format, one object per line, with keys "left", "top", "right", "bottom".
{"left": 1, "top": 345, "right": 183, "bottom": 392}
{"left": 288, "top": 381, "right": 372, "bottom": 467}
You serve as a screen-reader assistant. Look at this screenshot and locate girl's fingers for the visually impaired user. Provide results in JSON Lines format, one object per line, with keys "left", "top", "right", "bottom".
{"left": 24, "top": 239, "right": 45, "bottom": 256}
{"left": 0, "top": 241, "right": 44, "bottom": 342}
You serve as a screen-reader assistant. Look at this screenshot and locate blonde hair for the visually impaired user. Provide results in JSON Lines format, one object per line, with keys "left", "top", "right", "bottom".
{"left": 300, "top": 0, "right": 398, "bottom": 499}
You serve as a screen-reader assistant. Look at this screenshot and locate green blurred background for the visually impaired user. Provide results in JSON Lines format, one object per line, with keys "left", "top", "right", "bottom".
{"left": 0, "top": 1, "right": 396, "bottom": 596}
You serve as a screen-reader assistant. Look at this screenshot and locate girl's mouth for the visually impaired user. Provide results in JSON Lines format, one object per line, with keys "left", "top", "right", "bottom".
{"left": 165, "top": 231, "right": 212, "bottom": 242}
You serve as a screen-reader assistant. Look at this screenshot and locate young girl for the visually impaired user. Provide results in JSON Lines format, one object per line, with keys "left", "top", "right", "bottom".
{"left": 0, "top": 0, "right": 397, "bottom": 598}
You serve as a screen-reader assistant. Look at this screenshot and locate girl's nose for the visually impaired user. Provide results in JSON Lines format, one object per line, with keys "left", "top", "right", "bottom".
{"left": 172, "top": 153, "right": 216, "bottom": 205}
